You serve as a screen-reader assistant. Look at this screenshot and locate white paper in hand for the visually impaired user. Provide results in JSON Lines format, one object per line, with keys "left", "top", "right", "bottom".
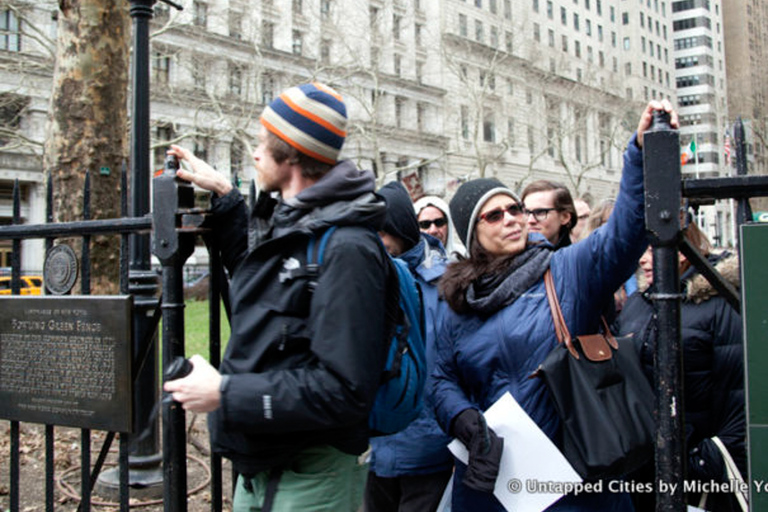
{"left": 448, "top": 392, "right": 582, "bottom": 512}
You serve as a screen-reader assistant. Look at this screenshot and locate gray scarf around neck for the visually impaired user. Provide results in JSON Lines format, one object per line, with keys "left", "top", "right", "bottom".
{"left": 465, "top": 244, "right": 552, "bottom": 315}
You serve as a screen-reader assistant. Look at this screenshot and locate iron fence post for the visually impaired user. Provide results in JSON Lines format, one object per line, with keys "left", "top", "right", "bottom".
{"left": 643, "top": 110, "right": 686, "bottom": 511}
{"left": 97, "top": 0, "right": 164, "bottom": 498}
{"left": 153, "top": 155, "right": 196, "bottom": 512}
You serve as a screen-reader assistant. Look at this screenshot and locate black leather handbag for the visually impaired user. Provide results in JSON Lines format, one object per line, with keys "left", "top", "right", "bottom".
{"left": 535, "top": 269, "right": 655, "bottom": 481}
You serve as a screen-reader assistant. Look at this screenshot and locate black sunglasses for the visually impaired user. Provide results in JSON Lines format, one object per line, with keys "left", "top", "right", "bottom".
{"left": 478, "top": 203, "right": 524, "bottom": 224}
{"left": 418, "top": 218, "right": 448, "bottom": 229}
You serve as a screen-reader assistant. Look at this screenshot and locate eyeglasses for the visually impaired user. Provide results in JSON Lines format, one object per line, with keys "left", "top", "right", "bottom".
{"left": 524, "top": 207, "right": 559, "bottom": 222}
{"left": 478, "top": 203, "right": 525, "bottom": 224}
{"left": 418, "top": 218, "right": 448, "bottom": 229}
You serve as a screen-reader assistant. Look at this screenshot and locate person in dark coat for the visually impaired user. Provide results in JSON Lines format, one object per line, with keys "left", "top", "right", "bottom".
{"left": 365, "top": 181, "right": 453, "bottom": 512}
{"left": 164, "top": 83, "right": 394, "bottom": 511}
{"left": 430, "top": 100, "right": 678, "bottom": 511}
{"left": 614, "top": 220, "right": 745, "bottom": 512}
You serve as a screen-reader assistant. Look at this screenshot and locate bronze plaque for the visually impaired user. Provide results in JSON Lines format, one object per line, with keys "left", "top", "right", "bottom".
{"left": 0, "top": 296, "right": 133, "bottom": 432}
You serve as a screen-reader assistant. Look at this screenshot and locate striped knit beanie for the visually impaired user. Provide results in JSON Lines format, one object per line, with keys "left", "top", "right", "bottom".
{"left": 260, "top": 82, "right": 347, "bottom": 164}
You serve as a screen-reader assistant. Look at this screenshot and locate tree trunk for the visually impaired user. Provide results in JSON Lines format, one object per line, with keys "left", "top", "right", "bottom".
{"left": 43, "top": 0, "right": 130, "bottom": 294}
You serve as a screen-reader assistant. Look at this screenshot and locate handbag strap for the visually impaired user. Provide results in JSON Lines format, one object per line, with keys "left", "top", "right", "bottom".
{"left": 711, "top": 436, "right": 749, "bottom": 512}
{"left": 544, "top": 269, "right": 619, "bottom": 353}
{"left": 543, "top": 269, "right": 579, "bottom": 359}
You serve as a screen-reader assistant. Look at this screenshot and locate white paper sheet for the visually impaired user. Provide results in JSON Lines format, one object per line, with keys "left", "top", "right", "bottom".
{"left": 448, "top": 392, "right": 583, "bottom": 512}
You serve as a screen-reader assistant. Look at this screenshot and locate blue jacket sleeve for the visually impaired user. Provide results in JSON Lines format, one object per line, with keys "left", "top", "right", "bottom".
{"left": 429, "top": 313, "right": 479, "bottom": 435}
{"left": 553, "top": 134, "right": 648, "bottom": 332}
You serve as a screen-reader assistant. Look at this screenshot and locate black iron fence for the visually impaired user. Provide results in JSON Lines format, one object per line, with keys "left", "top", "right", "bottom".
{"left": 0, "top": 163, "right": 229, "bottom": 512}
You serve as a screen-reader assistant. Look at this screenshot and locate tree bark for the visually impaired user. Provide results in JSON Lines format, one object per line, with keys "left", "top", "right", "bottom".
{"left": 43, "top": 0, "right": 131, "bottom": 293}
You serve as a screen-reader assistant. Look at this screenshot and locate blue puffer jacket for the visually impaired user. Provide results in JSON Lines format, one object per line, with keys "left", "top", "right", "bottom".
{"left": 370, "top": 234, "right": 454, "bottom": 476}
{"left": 431, "top": 136, "right": 647, "bottom": 511}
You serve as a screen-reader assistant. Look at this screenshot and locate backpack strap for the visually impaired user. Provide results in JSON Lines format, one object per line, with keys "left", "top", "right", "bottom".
{"left": 306, "top": 226, "right": 338, "bottom": 293}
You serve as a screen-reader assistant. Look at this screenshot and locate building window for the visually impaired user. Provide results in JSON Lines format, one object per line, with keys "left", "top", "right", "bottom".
{"left": 415, "top": 23, "right": 423, "bottom": 46}
{"left": 0, "top": 10, "right": 21, "bottom": 52}
{"left": 507, "top": 118, "right": 515, "bottom": 145}
{"left": 292, "top": 30, "right": 303, "bottom": 55}
{"left": 416, "top": 61, "right": 424, "bottom": 83}
{"left": 461, "top": 106, "right": 469, "bottom": 139}
{"left": 533, "top": 22, "right": 540, "bottom": 42}
{"left": 490, "top": 26, "right": 499, "bottom": 47}
{"left": 229, "top": 10, "right": 242, "bottom": 39}
{"left": 547, "top": 0, "right": 553, "bottom": 18}
{"left": 370, "top": 6, "right": 379, "bottom": 28}
{"left": 505, "top": 0, "right": 512, "bottom": 18}
{"left": 192, "top": 59, "right": 206, "bottom": 91}
{"left": 548, "top": 29, "right": 555, "bottom": 47}
{"left": 573, "top": 13, "right": 579, "bottom": 31}
{"left": 231, "top": 140, "right": 244, "bottom": 176}
{"left": 506, "top": 31, "right": 513, "bottom": 52}
{"left": 393, "top": 14, "right": 401, "bottom": 40}
{"left": 193, "top": 1, "right": 207, "bottom": 28}
{"left": 320, "top": 40, "right": 331, "bottom": 64}
{"left": 229, "top": 64, "right": 243, "bottom": 96}
{"left": 417, "top": 102, "right": 426, "bottom": 131}
{"left": 621, "top": 11, "right": 629, "bottom": 24}
{"left": 528, "top": 125, "right": 535, "bottom": 153}
{"left": 152, "top": 52, "right": 170, "bottom": 84}
{"left": 574, "top": 40, "right": 581, "bottom": 57}
{"left": 533, "top": 0, "right": 539, "bottom": 13}
{"left": 490, "top": 0, "right": 498, "bottom": 13}
{"left": 194, "top": 138, "right": 209, "bottom": 161}
{"left": 623, "top": 37, "right": 630, "bottom": 50}
{"left": 262, "top": 22, "right": 274, "bottom": 48}
{"left": 153, "top": 124, "right": 174, "bottom": 170}
{"left": 483, "top": 112, "right": 495, "bottom": 143}
{"left": 321, "top": 0, "right": 331, "bottom": 18}
{"left": 476, "top": 20, "right": 484, "bottom": 42}
{"left": 394, "top": 54, "right": 402, "bottom": 76}
{"left": 261, "top": 75, "right": 275, "bottom": 104}
{"left": 459, "top": 14, "right": 468, "bottom": 37}
{"left": 395, "top": 97, "right": 404, "bottom": 128}
{"left": 293, "top": 0, "right": 302, "bottom": 14}
{"left": 561, "top": 35, "right": 568, "bottom": 51}
{"left": 561, "top": 6, "right": 567, "bottom": 24}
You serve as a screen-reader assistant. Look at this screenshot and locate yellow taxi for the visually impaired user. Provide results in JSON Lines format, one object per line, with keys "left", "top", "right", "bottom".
{"left": 0, "top": 275, "right": 43, "bottom": 295}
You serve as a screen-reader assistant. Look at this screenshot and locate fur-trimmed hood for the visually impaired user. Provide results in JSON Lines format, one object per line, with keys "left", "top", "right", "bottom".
{"left": 638, "top": 251, "right": 740, "bottom": 304}
{"left": 684, "top": 252, "right": 740, "bottom": 304}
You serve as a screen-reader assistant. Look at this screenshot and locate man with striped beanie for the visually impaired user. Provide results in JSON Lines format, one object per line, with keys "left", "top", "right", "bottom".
{"left": 165, "top": 83, "right": 395, "bottom": 511}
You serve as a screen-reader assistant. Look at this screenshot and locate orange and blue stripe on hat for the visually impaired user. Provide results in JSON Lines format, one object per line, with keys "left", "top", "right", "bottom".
{"left": 260, "top": 82, "right": 348, "bottom": 164}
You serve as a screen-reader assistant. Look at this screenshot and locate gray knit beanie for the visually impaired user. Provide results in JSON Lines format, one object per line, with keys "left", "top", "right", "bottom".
{"left": 449, "top": 178, "right": 520, "bottom": 253}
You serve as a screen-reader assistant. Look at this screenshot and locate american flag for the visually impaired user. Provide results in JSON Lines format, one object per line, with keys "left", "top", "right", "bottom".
{"left": 724, "top": 130, "right": 732, "bottom": 167}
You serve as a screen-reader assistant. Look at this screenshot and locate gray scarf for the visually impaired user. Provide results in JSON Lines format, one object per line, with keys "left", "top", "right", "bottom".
{"left": 465, "top": 244, "right": 553, "bottom": 315}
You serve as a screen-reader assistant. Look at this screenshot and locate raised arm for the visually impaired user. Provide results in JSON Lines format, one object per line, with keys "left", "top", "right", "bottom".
{"left": 167, "top": 144, "right": 233, "bottom": 197}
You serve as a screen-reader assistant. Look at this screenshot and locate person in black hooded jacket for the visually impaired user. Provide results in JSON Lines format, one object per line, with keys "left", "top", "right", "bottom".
{"left": 614, "top": 221, "right": 745, "bottom": 512}
{"left": 164, "top": 83, "right": 394, "bottom": 512}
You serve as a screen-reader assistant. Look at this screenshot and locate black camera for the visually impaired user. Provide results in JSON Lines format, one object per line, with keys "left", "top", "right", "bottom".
{"left": 165, "top": 356, "right": 193, "bottom": 381}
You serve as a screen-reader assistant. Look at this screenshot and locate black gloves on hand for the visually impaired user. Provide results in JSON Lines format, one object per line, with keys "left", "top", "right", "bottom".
{"left": 451, "top": 408, "right": 504, "bottom": 493}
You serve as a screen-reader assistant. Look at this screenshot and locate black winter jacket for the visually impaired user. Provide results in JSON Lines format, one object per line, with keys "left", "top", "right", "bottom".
{"left": 206, "top": 161, "right": 393, "bottom": 475}
{"left": 615, "top": 253, "right": 745, "bottom": 510}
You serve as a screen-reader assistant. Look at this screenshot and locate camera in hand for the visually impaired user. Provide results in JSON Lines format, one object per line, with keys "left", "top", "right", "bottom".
{"left": 165, "top": 356, "right": 193, "bottom": 381}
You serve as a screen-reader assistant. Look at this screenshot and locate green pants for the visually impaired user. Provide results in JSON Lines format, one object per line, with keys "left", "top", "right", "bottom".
{"left": 233, "top": 445, "right": 368, "bottom": 512}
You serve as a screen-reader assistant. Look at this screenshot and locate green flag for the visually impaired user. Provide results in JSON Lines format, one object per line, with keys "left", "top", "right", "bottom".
{"left": 689, "top": 138, "right": 697, "bottom": 154}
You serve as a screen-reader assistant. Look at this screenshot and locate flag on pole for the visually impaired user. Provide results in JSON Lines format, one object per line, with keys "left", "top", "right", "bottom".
{"left": 724, "top": 130, "right": 732, "bottom": 167}
{"left": 681, "top": 139, "right": 696, "bottom": 166}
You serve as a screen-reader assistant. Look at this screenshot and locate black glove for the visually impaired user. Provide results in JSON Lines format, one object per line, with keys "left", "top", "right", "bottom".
{"left": 451, "top": 408, "right": 504, "bottom": 493}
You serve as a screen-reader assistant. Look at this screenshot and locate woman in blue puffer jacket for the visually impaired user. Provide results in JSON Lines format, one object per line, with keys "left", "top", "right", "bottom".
{"left": 430, "top": 100, "right": 678, "bottom": 511}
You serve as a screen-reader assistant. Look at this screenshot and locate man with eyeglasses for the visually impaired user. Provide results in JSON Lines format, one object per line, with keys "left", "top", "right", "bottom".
{"left": 414, "top": 196, "right": 463, "bottom": 257}
{"left": 521, "top": 180, "right": 578, "bottom": 249}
